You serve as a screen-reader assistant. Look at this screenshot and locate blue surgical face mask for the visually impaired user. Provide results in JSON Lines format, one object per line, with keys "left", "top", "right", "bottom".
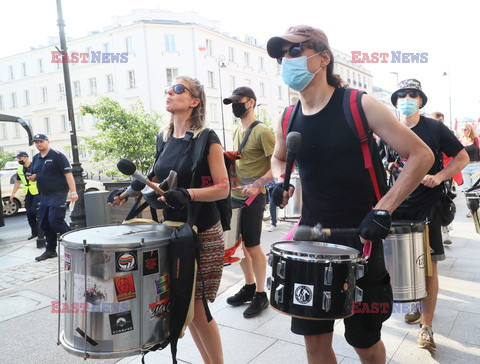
{"left": 397, "top": 97, "right": 419, "bottom": 117}
{"left": 281, "top": 52, "right": 321, "bottom": 92}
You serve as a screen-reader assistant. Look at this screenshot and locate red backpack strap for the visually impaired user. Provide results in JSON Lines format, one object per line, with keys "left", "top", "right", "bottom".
{"left": 282, "top": 104, "right": 295, "bottom": 138}
{"left": 345, "top": 88, "right": 382, "bottom": 203}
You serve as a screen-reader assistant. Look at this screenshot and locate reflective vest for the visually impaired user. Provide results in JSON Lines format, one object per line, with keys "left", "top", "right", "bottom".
{"left": 17, "top": 164, "right": 39, "bottom": 195}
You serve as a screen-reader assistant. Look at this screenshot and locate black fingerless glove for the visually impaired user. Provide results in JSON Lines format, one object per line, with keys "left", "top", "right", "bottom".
{"left": 107, "top": 188, "right": 127, "bottom": 204}
{"left": 359, "top": 209, "right": 391, "bottom": 241}
{"left": 163, "top": 188, "right": 191, "bottom": 209}
{"left": 271, "top": 182, "right": 294, "bottom": 207}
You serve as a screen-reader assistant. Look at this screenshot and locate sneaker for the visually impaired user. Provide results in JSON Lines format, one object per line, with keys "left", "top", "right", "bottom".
{"left": 35, "top": 250, "right": 57, "bottom": 261}
{"left": 405, "top": 312, "right": 421, "bottom": 325}
{"left": 227, "top": 284, "right": 256, "bottom": 306}
{"left": 243, "top": 292, "right": 269, "bottom": 318}
{"left": 467, "top": 212, "right": 473, "bottom": 218}
{"left": 267, "top": 224, "right": 276, "bottom": 232}
{"left": 418, "top": 324, "right": 436, "bottom": 352}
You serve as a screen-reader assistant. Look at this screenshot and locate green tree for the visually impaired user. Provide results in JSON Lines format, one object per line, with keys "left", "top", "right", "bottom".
{"left": 0, "top": 151, "right": 15, "bottom": 169}
{"left": 81, "top": 97, "right": 164, "bottom": 176}
{"left": 255, "top": 107, "right": 274, "bottom": 132}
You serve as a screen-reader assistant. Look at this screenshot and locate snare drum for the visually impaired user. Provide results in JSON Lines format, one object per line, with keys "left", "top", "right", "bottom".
{"left": 269, "top": 241, "right": 364, "bottom": 320}
{"left": 383, "top": 221, "right": 427, "bottom": 302}
{"left": 59, "top": 224, "right": 172, "bottom": 359}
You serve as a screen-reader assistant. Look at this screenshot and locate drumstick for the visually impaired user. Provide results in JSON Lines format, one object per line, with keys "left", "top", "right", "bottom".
{"left": 117, "top": 159, "right": 165, "bottom": 196}
{"left": 294, "top": 224, "right": 395, "bottom": 240}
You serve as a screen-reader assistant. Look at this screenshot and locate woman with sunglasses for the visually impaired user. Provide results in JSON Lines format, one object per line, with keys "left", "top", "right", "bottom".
{"left": 158, "top": 76, "right": 228, "bottom": 363}
{"left": 459, "top": 123, "right": 480, "bottom": 194}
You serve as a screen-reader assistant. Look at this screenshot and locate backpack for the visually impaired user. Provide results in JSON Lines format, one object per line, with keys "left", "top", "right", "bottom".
{"left": 155, "top": 129, "right": 233, "bottom": 231}
{"left": 281, "top": 88, "right": 388, "bottom": 204}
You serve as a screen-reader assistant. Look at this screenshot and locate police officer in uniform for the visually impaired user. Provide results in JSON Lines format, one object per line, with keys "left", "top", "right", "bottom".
{"left": 30, "top": 134, "right": 78, "bottom": 261}
{"left": 10, "top": 151, "right": 40, "bottom": 239}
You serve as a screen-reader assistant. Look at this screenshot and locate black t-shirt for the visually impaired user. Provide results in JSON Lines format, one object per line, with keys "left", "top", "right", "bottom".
{"left": 153, "top": 129, "right": 221, "bottom": 232}
{"left": 464, "top": 143, "right": 480, "bottom": 162}
{"left": 290, "top": 87, "right": 375, "bottom": 252}
{"left": 392, "top": 116, "right": 464, "bottom": 210}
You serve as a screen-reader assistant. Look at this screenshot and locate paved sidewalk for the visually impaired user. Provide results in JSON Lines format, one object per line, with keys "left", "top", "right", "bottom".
{"left": 1, "top": 197, "right": 480, "bottom": 363}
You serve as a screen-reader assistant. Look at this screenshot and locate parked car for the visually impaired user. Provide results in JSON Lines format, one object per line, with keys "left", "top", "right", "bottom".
{"left": 1, "top": 168, "right": 105, "bottom": 217}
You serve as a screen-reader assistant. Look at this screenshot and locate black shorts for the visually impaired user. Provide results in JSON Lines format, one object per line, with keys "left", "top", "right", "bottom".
{"left": 232, "top": 194, "right": 266, "bottom": 248}
{"left": 291, "top": 241, "right": 393, "bottom": 349}
{"left": 393, "top": 203, "right": 445, "bottom": 261}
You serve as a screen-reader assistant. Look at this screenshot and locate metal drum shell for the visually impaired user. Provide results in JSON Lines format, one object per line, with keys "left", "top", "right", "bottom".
{"left": 383, "top": 221, "right": 427, "bottom": 302}
{"left": 59, "top": 224, "right": 172, "bottom": 359}
{"left": 223, "top": 207, "right": 241, "bottom": 250}
{"left": 269, "top": 241, "right": 362, "bottom": 320}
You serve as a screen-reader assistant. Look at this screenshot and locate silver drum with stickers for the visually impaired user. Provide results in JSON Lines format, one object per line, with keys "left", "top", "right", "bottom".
{"left": 269, "top": 241, "right": 364, "bottom": 320}
{"left": 59, "top": 224, "right": 172, "bottom": 359}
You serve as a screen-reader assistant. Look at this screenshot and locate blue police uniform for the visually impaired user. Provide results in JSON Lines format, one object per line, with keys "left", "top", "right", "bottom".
{"left": 31, "top": 148, "right": 72, "bottom": 251}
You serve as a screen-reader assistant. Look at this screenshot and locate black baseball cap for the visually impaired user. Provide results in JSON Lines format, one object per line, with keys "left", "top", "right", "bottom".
{"left": 223, "top": 87, "right": 257, "bottom": 105}
{"left": 14, "top": 151, "right": 28, "bottom": 158}
{"left": 33, "top": 133, "right": 49, "bottom": 141}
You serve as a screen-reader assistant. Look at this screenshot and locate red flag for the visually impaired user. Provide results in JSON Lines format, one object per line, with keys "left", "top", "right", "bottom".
{"left": 454, "top": 118, "right": 458, "bottom": 131}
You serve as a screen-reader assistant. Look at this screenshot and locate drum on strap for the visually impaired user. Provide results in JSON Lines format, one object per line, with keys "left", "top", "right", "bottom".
{"left": 268, "top": 241, "right": 364, "bottom": 320}
{"left": 59, "top": 224, "right": 173, "bottom": 359}
{"left": 223, "top": 207, "right": 242, "bottom": 265}
{"left": 383, "top": 221, "right": 427, "bottom": 302}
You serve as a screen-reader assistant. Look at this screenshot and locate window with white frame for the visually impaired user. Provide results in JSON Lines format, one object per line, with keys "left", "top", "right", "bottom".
{"left": 0, "top": 124, "right": 6, "bottom": 139}
{"left": 228, "top": 47, "right": 235, "bottom": 62}
{"left": 207, "top": 71, "right": 215, "bottom": 88}
{"left": 245, "top": 79, "right": 251, "bottom": 87}
{"left": 58, "top": 83, "right": 65, "bottom": 99}
{"left": 165, "top": 35, "right": 175, "bottom": 51}
{"left": 125, "top": 37, "right": 132, "bottom": 53}
{"left": 89, "top": 77, "right": 97, "bottom": 94}
{"left": 259, "top": 82, "right": 265, "bottom": 97}
{"left": 21, "top": 62, "right": 27, "bottom": 77}
{"left": 38, "top": 59, "right": 44, "bottom": 73}
{"left": 128, "top": 70, "right": 136, "bottom": 88}
{"left": 166, "top": 68, "right": 178, "bottom": 85}
{"left": 278, "top": 86, "right": 283, "bottom": 100}
{"left": 11, "top": 92, "right": 17, "bottom": 108}
{"left": 106, "top": 74, "right": 114, "bottom": 92}
{"left": 41, "top": 87, "right": 48, "bottom": 102}
{"left": 14, "top": 124, "right": 21, "bottom": 138}
{"left": 0, "top": 95, "right": 3, "bottom": 109}
{"left": 61, "top": 114, "right": 69, "bottom": 132}
{"left": 206, "top": 39, "right": 213, "bottom": 56}
{"left": 44, "top": 117, "right": 51, "bottom": 133}
{"left": 8, "top": 65, "right": 14, "bottom": 80}
{"left": 230, "top": 76, "right": 236, "bottom": 92}
{"left": 73, "top": 81, "right": 81, "bottom": 97}
{"left": 209, "top": 103, "right": 218, "bottom": 122}
{"left": 76, "top": 114, "right": 85, "bottom": 130}
{"left": 24, "top": 90, "right": 30, "bottom": 105}
{"left": 103, "top": 43, "right": 110, "bottom": 53}
{"left": 259, "top": 57, "right": 264, "bottom": 71}
{"left": 244, "top": 52, "right": 250, "bottom": 66}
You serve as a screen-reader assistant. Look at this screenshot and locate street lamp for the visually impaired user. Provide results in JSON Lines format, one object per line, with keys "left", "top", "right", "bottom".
{"left": 443, "top": 72, "right": 453, "bottom": 130}
{"left": 218, "top": 55, "right": 227, "bottom": 147}
{"left": 56, "top": 0, "right": 86, "bottom": 228}
{"left": 389, "top": 72, "right": 399, "bottom": 118}
{"left": 389, "top": 71, "right": 399, "bottom": 87}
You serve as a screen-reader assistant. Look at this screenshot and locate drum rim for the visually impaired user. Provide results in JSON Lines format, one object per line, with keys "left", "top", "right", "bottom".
{"left": 271, "top": 241, "right": 361, "bottom": 261}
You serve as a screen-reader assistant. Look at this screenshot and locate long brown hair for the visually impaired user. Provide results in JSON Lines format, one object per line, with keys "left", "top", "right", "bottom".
{"left": 163, "top": 76, "right": 206, "bottom": 141}
{"left": 461, "top": 123, "right": 478, "bottom": 143}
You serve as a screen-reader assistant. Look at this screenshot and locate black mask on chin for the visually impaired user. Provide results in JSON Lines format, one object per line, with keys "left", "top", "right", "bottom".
{"left": 232, "top": 102, "right": 249, "bottom": 118}
{"left": 18, "top": 160, "right": 25, "bottom": 165}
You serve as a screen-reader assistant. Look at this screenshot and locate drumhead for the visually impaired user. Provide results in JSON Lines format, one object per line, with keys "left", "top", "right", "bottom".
{"left": 272, "top": 241, "right": 360, "bottom": 260}
{"left": 391, "top": 220, "right": 425, "bottom": 234}
{"left": 61, "top": 224, "right": 172, "bottom": 250}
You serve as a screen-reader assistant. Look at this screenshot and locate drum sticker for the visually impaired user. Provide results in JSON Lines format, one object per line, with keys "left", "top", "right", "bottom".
{"left": 109, "top": 311, "right": 134, "bottom": 335}
{"left": 115, "top": 251, "right": 138, "bottom": 272}
{"left": 73, "top": 274, "right": 114, "bottom": 308}
{"left": 155, "top": 275, "right": 170, "bottom": 295}
{"left": 64, "top": 253, "right": 71, "bottom": 271}
{"left": 416, "top": 254, "right": 425, "bottom": 269}
{"left": 114, "top": 274, "right": 136, "bottom": 302}
{"left": 143, "top": 250, "right": 159, "bottom": 276}
{"left": 148, "top": 298, "right": 171, "bottom": 320}
{"left": 293, "top": 283, "right": 314, "bottom": 307}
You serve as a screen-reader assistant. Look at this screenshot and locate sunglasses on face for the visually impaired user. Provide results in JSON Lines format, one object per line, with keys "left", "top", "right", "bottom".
{"left": 165, "top": 84, "right": 192, "bottom": 95}
{"left": 397, "top": 90, "right": 419, "bottom": 98}
{"left": 277, "top": 43, "right": 304, "bottom": 64}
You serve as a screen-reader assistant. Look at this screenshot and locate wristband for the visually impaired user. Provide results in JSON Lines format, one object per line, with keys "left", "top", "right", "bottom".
{"left": 71, "top": 191, "right": 78, "bottom": 195}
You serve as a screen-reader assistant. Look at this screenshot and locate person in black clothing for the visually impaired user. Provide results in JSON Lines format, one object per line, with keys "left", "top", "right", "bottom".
{"left": 386, "top": 79, "right": 469, "bottom": 352}
{"left": 268, "top": 26, "right": 434, "bottom": 364}
{"left": 111, "top": 76, "right": 228, "bottom": 363}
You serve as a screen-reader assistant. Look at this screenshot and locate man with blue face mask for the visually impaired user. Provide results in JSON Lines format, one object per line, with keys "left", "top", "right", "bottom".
{"left": 268, "top": 26, "right": 435, "bottom": 363}
{"left": 386, "top": 79, "right": 469, "bottom": 352}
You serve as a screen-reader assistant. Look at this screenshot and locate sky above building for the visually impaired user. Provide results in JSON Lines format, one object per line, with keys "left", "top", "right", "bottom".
{"left": 2, "top": 0, "right": 478, "bottom": 123}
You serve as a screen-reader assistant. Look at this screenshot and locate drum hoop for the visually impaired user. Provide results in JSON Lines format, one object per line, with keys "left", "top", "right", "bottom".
{"left": 274, "top": 251, "right": 362, "bottom": 264}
